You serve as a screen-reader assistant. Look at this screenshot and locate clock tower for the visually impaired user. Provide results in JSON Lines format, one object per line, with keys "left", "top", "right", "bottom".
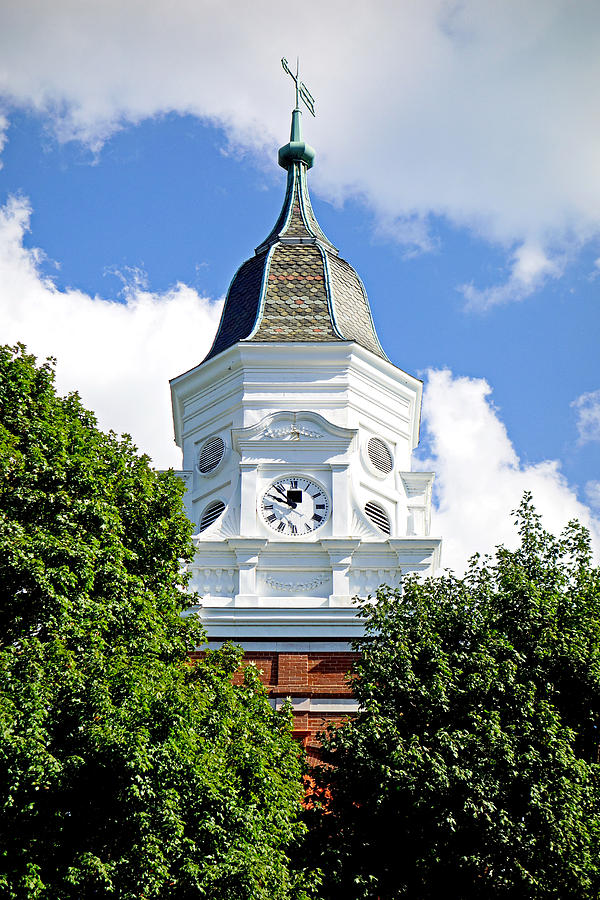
{"left": 170, "top": 89, "right": 441, "bottom": 752}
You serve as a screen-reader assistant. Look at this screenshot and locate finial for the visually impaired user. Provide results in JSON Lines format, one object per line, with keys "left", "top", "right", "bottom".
{"left": 279, "top": 57, "right": 316, "bottom": 170}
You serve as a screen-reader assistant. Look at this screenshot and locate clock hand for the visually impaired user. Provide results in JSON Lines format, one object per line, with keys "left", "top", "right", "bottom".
{"left": 266, "top": 493, "right": 297, "bottom": 509}
{"left": 273, "top": 484, "right": 300, "bottom": 508}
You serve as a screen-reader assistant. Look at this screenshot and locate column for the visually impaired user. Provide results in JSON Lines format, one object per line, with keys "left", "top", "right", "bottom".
{"left": 330, "top": 462, "right": 350, "bottom": 536}
{"left": 228, "top": 539, "right": 267, "bottom": 603}
{"left": 320, "top": 539, "right": 360, "bottom": 605}
{"left": 239, "top": 462, "right": 258, "bottom": 536}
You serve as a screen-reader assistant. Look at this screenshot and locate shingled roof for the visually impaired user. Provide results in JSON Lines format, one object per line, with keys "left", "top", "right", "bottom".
{"left": 203, "top": 110, "right": 387, "bottom": 363}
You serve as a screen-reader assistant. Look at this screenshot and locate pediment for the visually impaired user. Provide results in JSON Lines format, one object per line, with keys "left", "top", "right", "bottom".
{"left": 232, "top": 410, "right": 356, "bottom": 453}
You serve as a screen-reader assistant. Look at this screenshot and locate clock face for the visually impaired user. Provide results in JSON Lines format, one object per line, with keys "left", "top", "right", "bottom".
{"left": 260, "top": 476, "right": 330, "bottom": 536}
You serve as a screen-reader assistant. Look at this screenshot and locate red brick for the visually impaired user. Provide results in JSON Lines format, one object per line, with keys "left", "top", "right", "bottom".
{"left": 192, "top": 650, "right": 358, "bottom": 753}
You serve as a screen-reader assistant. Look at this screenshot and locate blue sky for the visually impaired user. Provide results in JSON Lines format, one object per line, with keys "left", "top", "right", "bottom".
{"left": 1, "top": 0, "right": 599, "bottom": 569}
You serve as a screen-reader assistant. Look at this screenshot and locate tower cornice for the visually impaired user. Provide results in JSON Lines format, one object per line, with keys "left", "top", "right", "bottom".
{"left": 170, "top": 341, "right": 423, "bottom": 452}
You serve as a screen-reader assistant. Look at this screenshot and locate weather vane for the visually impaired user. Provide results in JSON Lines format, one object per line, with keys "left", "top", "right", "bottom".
{"left": 281, "top": 57, "right": 315, "bottom": 117}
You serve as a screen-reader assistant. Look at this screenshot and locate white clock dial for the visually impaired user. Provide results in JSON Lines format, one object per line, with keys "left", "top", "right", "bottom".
{"left": 260, "top": 476, "right": 330, "bottom": 536}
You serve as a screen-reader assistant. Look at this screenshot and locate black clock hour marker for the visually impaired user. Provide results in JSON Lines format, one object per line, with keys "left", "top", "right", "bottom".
{"left": 312, "top": 514, "right": 323, "bottom": 522}
{"left": 289, "top": 524, "right": 297, "bottom": 535}
{"left": 266, "top": 514, "right": 276, "bottom": 523}
{"left": 316, "top": 503, "right": 326, "bottom": 510}
{"left": 264, "top": 504, "right": 273, "bottom": 510}
{"left": 277, "top": 521, "right": 286, "bottom": 532}
{"left": 304, "top": 524, "right": 312, "bottom": 533}
{"left": 290, "top": 479, "right": 298, "bottom": 488}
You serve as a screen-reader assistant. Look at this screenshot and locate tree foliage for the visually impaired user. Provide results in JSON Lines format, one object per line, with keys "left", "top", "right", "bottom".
{"left": 0, "top": 345, "right": 315, "bottom": 899}
{"left": 308, "top": 496, "right": 600, "bottom": 898}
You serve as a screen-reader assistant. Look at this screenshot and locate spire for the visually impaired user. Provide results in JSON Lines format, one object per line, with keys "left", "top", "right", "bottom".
{"left": 256, "top": 62, "right": 333, "bottom": 254}
{"left": 278, "top": 56, "right": 315, "bottom": 170}
{"left": 201, "top": 61, "right": 387, "bottom": 364}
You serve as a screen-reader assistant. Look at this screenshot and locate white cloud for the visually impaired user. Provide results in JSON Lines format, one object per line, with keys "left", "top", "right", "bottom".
{"left": 572, "top": 389, "right": 600, "bottom": 445}
{"left": 418, "top": 369, "right": 600, "bottom": 573}
{"left": 0, "top": 195, "right": 222, "bottom": 467}
{"left": 586, "top": 481, "right": 600, "bottom": 510}
{"left": 459, "top": 241, "right": 564, "bottom": 309}
{"left": 1, "top": 0, "right": 600, "bottom": 301}
{"left": 373, "top": 214, "right": 436, "bottom": 258}
{"left": 0, "top": 114, "right": 7, "bottom": 167}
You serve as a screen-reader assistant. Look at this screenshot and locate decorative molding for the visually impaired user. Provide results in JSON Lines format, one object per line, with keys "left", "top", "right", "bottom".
{"left": 219, "top": 502, "right": 240, "bottom": 537}
{"left": 350, "top": 567, "right": 401, "bottom": 598}
{"left": 190, "top": 566, "right": 237, "bottom": 597}
{"left": 228, "top": 539, "right": 268, "bottom": 563}
{"left": 265, "top": 572, "right": 329, "bottom": 594}
{"left": 263, "top": 423, "right": 323, "bottom": 440}
{"left": 231, "top": 408, "right": 356, "bottom": 453}
{"left": 400, "top": 471, "right": 434, "bottom": 498}
{"left": 351, "top": 508, "right": 381, "bottom": 538}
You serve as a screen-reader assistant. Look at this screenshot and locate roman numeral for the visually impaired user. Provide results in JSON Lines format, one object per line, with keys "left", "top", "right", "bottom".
{"left": 312, "top": 514, "right": 323, "bottom": 522}
{"left": 289, "top": 524, "right": 297, "bottom": 535}
{"left": 290, "top": 479, "right": 298, "bottom": 489}
{"left": 266, "top": 514, "right": 277, "bottom": 523}
{"left": 304, "top": 524, "right": 312, "bottom": 533}
{"left": 310, "top": 492, "right": 321, "bottom": 499}
{"left": 264, "top": 504, "right": 273, "bottom": 510}
{"left": 316, "top": 504, "right": 326, "bottom": 510}
{"left": 277, "top": 521, "right": 286, "bottom": 532}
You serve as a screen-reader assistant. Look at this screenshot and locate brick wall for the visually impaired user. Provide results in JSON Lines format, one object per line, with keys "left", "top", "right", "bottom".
{"left": 191, "top": 649, "right": 358, "bottom": 762}
{"left": 242, "top": 652, "right": 357, "bottom": 762}
{"left": 222, "top": 651, "right": 356, "bottom": 695}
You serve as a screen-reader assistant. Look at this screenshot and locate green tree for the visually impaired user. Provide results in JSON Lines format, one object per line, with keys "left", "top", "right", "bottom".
{"left": 307, "top": 497, "right": 600, "bottom": 898}
{"left": 0, "top": 345, "right": 315, "bottom": 899}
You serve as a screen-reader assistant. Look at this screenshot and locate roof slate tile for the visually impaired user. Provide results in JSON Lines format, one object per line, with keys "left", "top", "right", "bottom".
{"left": 202, "top": 157, "right": 387, "bottom": 363}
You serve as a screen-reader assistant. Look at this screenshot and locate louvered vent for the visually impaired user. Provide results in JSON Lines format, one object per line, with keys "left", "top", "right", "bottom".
{"left": 365, "top": 501, "right": 391, "bottom": 535}
{"left": 199, "top": 500, "right": 225, "bottom": 532}
{"left": 367, "top": 437, "right": 393, "bottom": 474}
{"left": 198, "top": 436, "right": 225, "bottom": 474}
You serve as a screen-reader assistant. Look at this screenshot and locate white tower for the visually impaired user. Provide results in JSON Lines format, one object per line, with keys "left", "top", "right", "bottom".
{"left": 170, "top": 97, "right": 441, "bottom": 740}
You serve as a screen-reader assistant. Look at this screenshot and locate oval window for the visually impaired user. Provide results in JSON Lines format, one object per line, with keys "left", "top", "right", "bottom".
{"left": 198, "top": 436, "right": 225, "bottom": 474}
{"left": 199, "top": 499, "right": 226, "bottom": 532}
{"left": 364, "top": 500, "right": 391, "bottom": 535}
{"left": 367, "top": 437, "right": 393, "bottom": 474}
